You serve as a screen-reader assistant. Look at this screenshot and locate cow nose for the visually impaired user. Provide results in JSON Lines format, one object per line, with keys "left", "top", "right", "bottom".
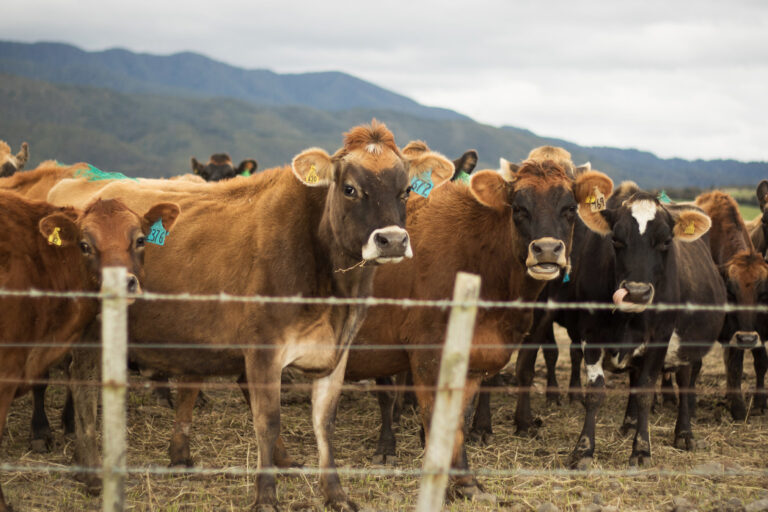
{"left": 735, "top": 332, "right": 759, "bottom": 347}
{"left": 374, "top": 231, "right": 408, "bottom": 250}
{"left": 362, "top": 226, "right": 412, "bottom": 261}
{"left": 531, "top": 239, "right": 564, "bottom": 258}
{"left": 623, "top": 281, "right": 654, "bottom": 304}
{"left": 126, "top": 274, "right": 139, "bottom": 294}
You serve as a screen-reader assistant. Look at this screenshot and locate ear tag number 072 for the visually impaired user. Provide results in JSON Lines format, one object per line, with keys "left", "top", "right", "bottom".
{"left": 147, "top": 219, "right": 168, "bottom": 246}
{"left": 411, "top": 169, "right": 434, "bottom": 198}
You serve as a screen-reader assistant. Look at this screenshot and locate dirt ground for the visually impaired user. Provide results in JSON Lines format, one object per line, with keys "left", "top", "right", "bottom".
{"left": 2, "top": 326, "right": 768, "bottom": 511}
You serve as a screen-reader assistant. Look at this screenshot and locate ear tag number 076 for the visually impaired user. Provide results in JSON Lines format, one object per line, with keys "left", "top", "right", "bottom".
{"left": 411, "top": 170, "right": 434, "bottom": 198}
{"left": 147, "top": 219, "right": 168, "bottom": 246}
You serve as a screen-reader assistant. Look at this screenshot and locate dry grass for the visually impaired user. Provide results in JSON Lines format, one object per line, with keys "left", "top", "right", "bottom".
{"left": 2, "top": 327, "right": 768, "bottom": 511}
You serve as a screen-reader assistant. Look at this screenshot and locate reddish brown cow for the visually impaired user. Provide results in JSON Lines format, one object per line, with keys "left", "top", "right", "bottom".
{"left": 344, "top": 160, "right": 613, "bottom": 497}
{"left": 0, "top": 141, "right": 29, "bottom": 178}
{"left": 0, "top": 191, "right": 179, "bottom": 512}
{"left": 695, "top": 191, "right": 768, "bottom": 418}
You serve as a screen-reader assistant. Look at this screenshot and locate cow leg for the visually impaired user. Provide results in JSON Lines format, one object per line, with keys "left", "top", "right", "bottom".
{"left": 469, "top": 374, "right": 499, "bottom": 444}
{"left": 568, "top": 347, "right": 604, "bottom": 469}
{"left": 621, "top": 368, "right": 640, "bottom": 435}
{"left": 628, "top": 346, "right": 665, "bottom": 467}
{"left": 688, "top": 359, "right": 702, "bottom": 419}
{"left": 70, "top": 343, "right": 102, "bottom": 495}
{"left": 568, "top": 345, "right": 584, "bottom": 404}
{"left": 673, "top": 365, "right": 695, "bottom": 450}
{"left": 724, "top": 346, "right": 747, "bottom": 420}
{"left": 514, "top": 342, "right": 541, "bottom": 435}
{"left": 30, "top": 376, "right": 53, "bottom": 453}
{"left": 0, "top": 380, "right": 20, "bottom": 512}
{"left": 543, "top": 327, "right": 561, "bottom": 405}
{"left": 310, "top": 350, "right": 358, "bottom": 512}
{"left": 168, "top": 377, "right": 199, "bottom": 467}
{"left": 752, "top": 346, "right": 768, "bottom": 414}
{"left": 372, "top": 377, "right": 397, "bottom": 464}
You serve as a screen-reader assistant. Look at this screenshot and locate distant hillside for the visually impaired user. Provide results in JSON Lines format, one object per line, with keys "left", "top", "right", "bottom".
{"left": 1, "top": 75, "right": 766, "bottom": 188}
{"left": 0, "top": 41, "right": 466, "bottom": 121}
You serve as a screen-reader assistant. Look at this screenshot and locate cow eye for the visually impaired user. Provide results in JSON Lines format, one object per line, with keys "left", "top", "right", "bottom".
{"left": 79, "top": 241, "right": 91, "bottom": 255}
{"left": 136, "top": 236, "right": 146, "bottom": 248}
{"left": 562, "top": 205, "right": 577, "bottom": 217}
{"left": 657, "top": 238, "right": 673, "bottom": 251}
{"left": 513, "top": 205, "right": 529, "bottom": 218}
{"left": 343, "top": 184, "right": 357, "bottom": 198}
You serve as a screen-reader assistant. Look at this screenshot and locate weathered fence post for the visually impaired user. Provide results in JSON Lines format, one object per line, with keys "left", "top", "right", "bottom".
{"left": 416, "top": 271, "right": 481, "bottom": 512}
{"left": 101, "top": 267, "right": 128, "bottom": 512}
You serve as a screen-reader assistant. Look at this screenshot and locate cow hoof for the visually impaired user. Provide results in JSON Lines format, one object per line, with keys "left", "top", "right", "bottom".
{"left": 674, "top": 432, "right": 695, "bottom": 451}
{"left": 324, "top": 497, "right": 359, "bottom": 512}
{"left": 628, "top": 453, "right": 652, "bottom": 467}
{"left": 30, "top": 437, "right": 51, "bottom": 454}
{"left": 195, "top": 392, "right": 209, "bottom": 409}
{"left": 75, "top": 473, "right": 102, "bottom": 496}
{"left": 568, "top": 390, "right": 584, "bottom": 405}
{"left": 449, "top": 482, "right": 486, "bottom": 501}
{"left": 468, "top": 429, "right": 493, "bottom": 446}
{"left": 546, "top": 391, "right": 562, "bottom": 406}
{"left": 620, "top": 421, "right": 637, "bottom": 436}
{"left": 169, "top": 457, "right": 194, "bottom": 468}
{"left": 251, "top": 504, "right": 278, "bottom": 512}
{"left": 730, "top": 400, "right": 747, "bottom": 421}
{"left": 568, "top": 455, "right": 592, "bottom": 471}
{"left": 371, "top": 453, "right": 398, "bottom": 466}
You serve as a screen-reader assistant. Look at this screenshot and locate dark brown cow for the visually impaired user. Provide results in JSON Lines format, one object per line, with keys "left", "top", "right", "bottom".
{"left": 746, "top": 180, "right": 768, "bottom": 256}
{"left": 695, "top": 191, "right": 768, "bottom": 418}
{"left": 402, "top": 140, "right": 478, "bottom": 182}
{"left": 52, "top": 121, "right": 454, "bottom": 511}
{"left": 0, "top": 191, "right": 179, "bottom": 512}
{"left": 191, "top": 153, "right": 258, "bottom": 181}
{"left": 344, "top": 161, "right": 613, "bottom": 497}
{"left": 0, "top": 141, "right": 29, "bottom": 178}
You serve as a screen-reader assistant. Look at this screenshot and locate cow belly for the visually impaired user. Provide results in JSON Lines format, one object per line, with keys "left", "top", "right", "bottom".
{"left": 468, "top": 324, "right": 514, "bottom": 375}
{"left": 129, "top": 347, "right": 246, "bottom": 376}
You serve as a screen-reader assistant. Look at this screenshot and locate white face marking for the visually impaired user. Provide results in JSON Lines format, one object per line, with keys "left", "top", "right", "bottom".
{"left": 361, "top": 226, "right": 412, "bottom": 262}
{"left": 586, "top": 350, "right": 605, "bottom": 384}
{"left": 630, "top": 200, "right": 658, "bottom": 235}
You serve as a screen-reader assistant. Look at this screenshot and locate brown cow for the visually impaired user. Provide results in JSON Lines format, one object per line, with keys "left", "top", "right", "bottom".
{"left": 0, "top": 160, "right": 89, "bottom": 201}
{"left": 0, "top": 141, "right": 29, "bottom": 178}
{"left": 191, "top": 153, "right": 258, "bottom": 181}
{"left": 0, "top": 191, "right": 179, "bottom": 512}
{"left": 695, "top": 190, "right": 768, "bottom": 418}
{"left": 499, "top": 145, "right": 590, "bottom": 180}
{"left": 48, "top": 121, "right": 454, "bottom": 511}
{"left": 344, "top": 160, "right": 613, "bottom": 497}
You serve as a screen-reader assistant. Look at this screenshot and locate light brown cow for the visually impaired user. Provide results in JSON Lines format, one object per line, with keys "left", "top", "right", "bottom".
{"left": 499, "top": 145, "right": 590, "bottom": 180}
{"left": 344, "top": 159, "right": 613, "bottom": 497}
{"left": 0, "top": 191, "right": 178, "bottom": 512}
{"left": 0, "top": 160, "right": 86, "bottom": 201}
{"left": 0, "top": 141, "right": 29, "bottom": 178}
{"left": 47, "top": 121, "right": 454, "bottom": 511}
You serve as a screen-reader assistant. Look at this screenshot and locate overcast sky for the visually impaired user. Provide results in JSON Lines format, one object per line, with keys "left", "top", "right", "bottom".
{"left": 5, "top": 0, "right": 768, "bottom": 162}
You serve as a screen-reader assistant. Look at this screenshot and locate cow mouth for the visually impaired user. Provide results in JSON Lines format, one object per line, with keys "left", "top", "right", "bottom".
{"left": 612, "top": 287, "right": 653, "bottom": 313}
{"left": 526, "top": 262, "right": 562, "bottom": 280}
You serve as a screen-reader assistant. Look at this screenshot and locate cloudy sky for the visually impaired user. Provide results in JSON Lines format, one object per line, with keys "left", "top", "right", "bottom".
{"left": 5, "top": 0, "right": 768, "bottom": 161}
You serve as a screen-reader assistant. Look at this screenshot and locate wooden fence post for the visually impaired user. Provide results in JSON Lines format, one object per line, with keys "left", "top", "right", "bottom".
{"left": 416, "top": 271, "right": 481, "bottom": 512}
{"left": 101, "top": 267, "right": 128, "bottom": 512}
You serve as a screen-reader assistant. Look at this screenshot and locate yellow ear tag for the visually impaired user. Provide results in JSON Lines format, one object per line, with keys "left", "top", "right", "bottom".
{"left": 589, "top": 187, "right": 606, "bottom": 212}
{"left": 306, "top": 164, "right": 319, "bottom": 184}
{"left": 684, "top": 221, "right": 695, "bottom": 235}
{"left": 48, "top": 227, "right": 62, "bottom": 246}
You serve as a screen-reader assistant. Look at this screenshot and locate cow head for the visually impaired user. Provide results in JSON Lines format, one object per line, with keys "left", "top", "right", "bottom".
{"left": 720, "top": 251, "right": 768, "bottom": 349}
{"left": 469, "top": 161, "right": 613, "bottom": 280}
{"left": 0, "top": 140, "right": 29, "bottom": 178}
{"left": 191, "top": 153, "right": 258, "bottom": 181}
{"left": 402, "top": 140, "right": 478, "bottom": 182}
{"left": 579, "top": 189, "right": 711, "bottom": 313}
{"left": 39, "top": 199, "right": 180, "bottom": 296}
{"left": 291, "top": 120, "right": 453, "bottom": 264}
{"left": 499, "top": 146, "right": 590, "bottom": 181}
{"left": 756, "top": 180, "right": 768, "bottom": 255}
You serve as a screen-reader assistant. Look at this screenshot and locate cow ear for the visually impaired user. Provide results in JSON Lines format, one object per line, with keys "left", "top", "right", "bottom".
{"left": 292, "top": 147, "right": 334, "bottom": 187}
{"left": 39, "top": 213, "right": 79, "bottom": 248}
{"left": 499, "top": 157, "right": 519, "bottom": 181}
{"left": 453, "top": 150, "right": 478, "bottom": 176}
{"left": 470, "top": 170, "right": 509, "bottom": 211}
{"left": 573, "top": 161, "right": 591, "bottom": 178}
{"left": 574, "top": 170, "right": 614, "bottom": 235}
{"left": 407, "top": 151, "right": 454, "bottom": 190}
{"left": 143, "top": 203, "right": 180, "bottom": 233}
{"left": 672, "top": 209, "right": 711, "bottom": 242}
{"left": 756, "top": 180, "right": 768, "bottom": 211}
{"left": 191, "top": 158, "right": 206, "bottom": 178}
{"left": 237, "top": 159, "right": 258, "bottom": 176}
{"left": 15, "top": 142, "right": 29, "bottom": 169}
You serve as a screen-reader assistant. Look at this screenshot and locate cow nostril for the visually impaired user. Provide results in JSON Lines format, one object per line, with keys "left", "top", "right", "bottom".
{"left": 532, "top": 243, "right": 542, "bottom": 254}
{"left": 374, "top": 233, "right": 389, "bottom": 247}
{"left": 553, "top": 242, "right": 564, "bottom": 254}
{"left": 127, "top": 276, "right": 138, "bottom": 293}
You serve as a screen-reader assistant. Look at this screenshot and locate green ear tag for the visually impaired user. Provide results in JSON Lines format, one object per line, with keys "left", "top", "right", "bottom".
{"left": 658, "top": 190, "right": 672, "bottom": 204}
{"left": 455, "top": 171, "right": 471, "bottom": 184}
{"left": 411, "top": 169, "right": 434, "bottom": 198}
{"left": 146, "top": 219, "right": 168, "bottom": 246}
{"left": 240, "top": 169, "right": 252, "bottom": 177}
{"left": 48, "top": 227, "right": 62, "bottom": 246}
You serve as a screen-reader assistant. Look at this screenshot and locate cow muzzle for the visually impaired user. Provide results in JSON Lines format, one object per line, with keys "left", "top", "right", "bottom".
{"left": 613, "top": 281, "right": 654, "bottom": 313}
{"left": 729, "top": 331, "right": 761, "bottom": 349}
{"left": 525, "top": 237, "right": 567, "bottom": 280}
{"left": 362, "top": 226, "right": 412, "bottom": 264}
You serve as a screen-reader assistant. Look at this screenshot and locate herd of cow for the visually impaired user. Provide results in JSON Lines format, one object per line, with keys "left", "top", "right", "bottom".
{"left": 1, "top": 122, "right": 767, "bottom": 511}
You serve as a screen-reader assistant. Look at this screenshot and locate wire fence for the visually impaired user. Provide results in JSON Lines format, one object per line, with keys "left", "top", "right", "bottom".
{"left": 2, "top": 269, "right": 768, "bottom": 511}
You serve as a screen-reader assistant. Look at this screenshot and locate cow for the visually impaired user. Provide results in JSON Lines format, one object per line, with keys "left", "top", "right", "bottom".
{"left": 0, "top": 141, "right": 29, "bottom": 178}
{"left": 564, "top": 182, "right": 723, "bottom": 469}
{"left": 499, "top": 145, "right": 590, "bottom": 180}
{"left": 48, "top": 120, "right": 454, "bottom": 511}
{"left": 746, "top": 180, "right": 768, "bottom": 256}
{"left": 695, "top": 190, "right": 768, "bottom": 418}
{"left": 0, "top": 160, "right": 85, "bottom": 201}
{"left": 342, "top": 159, "right": 613, "bottom": 497}
{"left": 191, "top": 153, "right": 258, "bottom": 181}
{"left": 0, "top": 191, "right": 179, "bottom": 512}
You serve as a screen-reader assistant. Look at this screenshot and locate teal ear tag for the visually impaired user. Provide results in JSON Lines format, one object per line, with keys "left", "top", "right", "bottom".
{"left": 562, "top": 271, "right": 571, "bottom": 283}
{"left": 658, "top": 190, "right": 672, "bottom": 204}
{"left": 240, "top": 169, "right": 252, "bottom": 177}
{"left": 146, "top": 219, "right": 168, "bottom": 246}
{"left": 411, "top": 169, "right": 434, "bottom": 198}
{"left": 455, "top": 171, "right": 471, "bottom": 184}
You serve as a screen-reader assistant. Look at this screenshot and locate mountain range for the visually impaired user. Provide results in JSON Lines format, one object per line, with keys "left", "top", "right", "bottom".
{"left": 1, "top": 40, "right": 766, "bottom": 189}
